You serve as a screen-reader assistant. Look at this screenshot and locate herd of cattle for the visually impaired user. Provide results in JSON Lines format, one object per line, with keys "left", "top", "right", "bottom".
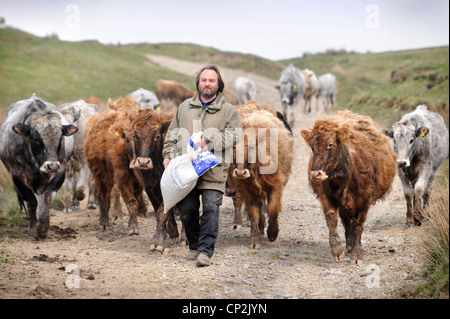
{"left": 0, "top": 64, "right": 448, "bottom": 265}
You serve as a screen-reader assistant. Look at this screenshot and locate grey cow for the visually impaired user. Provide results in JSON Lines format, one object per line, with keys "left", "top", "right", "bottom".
{"left": 275, "top": 64, "right": 306, "bottom": 128}
{"left": 0, "top": 95, "right": 78, "bottom": 240}
{"left": 316, "top": 73, "right": 337, "bottom": 111}
{"left": 130, "top": 87, "right": 161, "bottom": 112}
{"left": 234, "top": 76, "right": 257, "bottom": 104}
{"left": 60, "top": 100, "right": 102, "bottom": 213}
{"left": 384, "top": 105, "right": 449, "bottom": 227}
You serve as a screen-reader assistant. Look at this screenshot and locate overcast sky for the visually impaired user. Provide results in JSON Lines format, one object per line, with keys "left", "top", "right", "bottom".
{"left": 1, "top": 0, "right": 448, "bottom": 61}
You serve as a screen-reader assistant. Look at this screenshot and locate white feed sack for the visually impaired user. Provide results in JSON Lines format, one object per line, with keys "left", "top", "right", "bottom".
{"left": 161, "top": 133, "right": 219, "bottom": 213}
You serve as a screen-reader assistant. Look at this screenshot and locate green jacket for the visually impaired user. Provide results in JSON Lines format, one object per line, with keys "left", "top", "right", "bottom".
{"left": 162, "top": 92, "right": 242, "bottom": 193}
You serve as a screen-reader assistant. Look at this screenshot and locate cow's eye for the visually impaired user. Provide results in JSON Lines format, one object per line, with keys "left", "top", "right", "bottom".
{"left": 409, "top": 138, "right": 414, "bottom": 144}
{"left": 327, "top": 143, "right": 333, "bottom": 149}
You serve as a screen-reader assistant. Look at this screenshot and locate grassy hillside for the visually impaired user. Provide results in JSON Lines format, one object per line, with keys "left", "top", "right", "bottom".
{"left": 283, "top": 47, "right": 449, "bottom": 127}
{"left": 0, "top": 27, "right": 196, "bottom": 111}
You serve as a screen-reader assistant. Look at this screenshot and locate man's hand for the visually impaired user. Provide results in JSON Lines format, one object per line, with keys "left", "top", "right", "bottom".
{"left": 197, "top": 138, "right": 208, "bottom": 151}
{"left": 163, "top": 158, "right": 171, "bottom": 168}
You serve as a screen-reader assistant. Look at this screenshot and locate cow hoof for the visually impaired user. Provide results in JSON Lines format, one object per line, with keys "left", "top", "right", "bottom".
{"left": 87, "top": 203, "right": 96, "bottom": 210}
{"left": 163, "top": 248, "right": 171, "bottom": 255}
{"left": 156, "top": 245, "right": 164, "bottom": 253}
{"left": 128, "top": 229, "right": 139, "bottom": 236}
{"left": 333, "top": 251, "right": 345, "bottom": 263}
{"left": 150, "top": 244, "right": 156, "bottom": 251}
{"left": 249, "top": 243, "right": 261, "bottom": 250}
{"left": 63, "top": 208, "right": 73, "bottom": 214}
{"left": 350, "top": 259, "right": 364, "bottom": 266}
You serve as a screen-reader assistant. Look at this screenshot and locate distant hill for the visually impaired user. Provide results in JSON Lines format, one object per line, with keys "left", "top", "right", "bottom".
{"left": 0, "top": 27, "right": 448, "bottom": 127}
{"left": 283, "top": 47, "right": 449, "bottom": 126}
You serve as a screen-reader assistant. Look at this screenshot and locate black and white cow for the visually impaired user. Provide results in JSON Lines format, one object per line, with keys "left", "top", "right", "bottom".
{"left": 384, "top": 105, "right": 449, "bottom": 227}
{"left": 0, "top": 95, "right": 78, "bottom": 240}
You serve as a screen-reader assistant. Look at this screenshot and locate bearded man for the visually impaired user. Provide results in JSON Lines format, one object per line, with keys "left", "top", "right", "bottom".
{"left": 162, "top": 65, "right": 242, "bottom": 266}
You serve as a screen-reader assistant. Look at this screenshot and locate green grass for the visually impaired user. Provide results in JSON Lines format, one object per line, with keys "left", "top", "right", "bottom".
{"left": 283, "top": 47, "right": 449, "bottom": 128}
{"left": 0, "top": 27, "right": 195, "bottom": 109}
{"left": 419, "top": 177, "right": 449, "bottom": 299}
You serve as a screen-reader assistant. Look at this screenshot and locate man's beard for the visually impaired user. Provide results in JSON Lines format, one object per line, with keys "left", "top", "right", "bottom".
{"left": 200, "top": 87, "right": 218, "bottom": 99}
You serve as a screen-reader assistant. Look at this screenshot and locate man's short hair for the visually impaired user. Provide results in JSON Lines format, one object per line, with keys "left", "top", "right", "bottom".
{"left": 195, "top": 64, "right": 225, "bottom": 93}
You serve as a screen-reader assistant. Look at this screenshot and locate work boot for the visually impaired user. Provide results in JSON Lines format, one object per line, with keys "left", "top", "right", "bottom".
{"left": 196, "top": 253, "right": 211, "bottom": 267}
{"left": 187, "top": 250, "right": 197, "bottom": 261}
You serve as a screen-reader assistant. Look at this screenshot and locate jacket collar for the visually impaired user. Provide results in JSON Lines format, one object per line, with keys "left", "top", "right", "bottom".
{"left": 190, "top": 92, "right": 224, "bottom": 112}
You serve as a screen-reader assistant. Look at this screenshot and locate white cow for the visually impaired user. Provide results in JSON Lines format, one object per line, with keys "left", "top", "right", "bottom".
{"left": 130, "top": 88, "right": 161, "bottom": 112}
{"left": 234, "top": 76, "right": 257, "bottom": 104}
{"left": 316, "top": 73, "right": 337, "bottom": 111}
{"left": 301, "top": 69, "right": 319, "bottom": 114}
{"left": 60, "top": 100, "right": 101, "bottom": 213}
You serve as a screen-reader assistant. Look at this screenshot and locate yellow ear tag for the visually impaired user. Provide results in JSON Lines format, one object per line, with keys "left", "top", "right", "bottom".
{"left": 419, "top": 132, "right": 425, "bottom": 138}
{"left": 293, "top": 84, "right": 297, "bottom": 89}
{"left": 115, "top": 130, "right": 120, "bottom": 137}
{"left": 156, "top": 105, "right": 161, "bottom": 111}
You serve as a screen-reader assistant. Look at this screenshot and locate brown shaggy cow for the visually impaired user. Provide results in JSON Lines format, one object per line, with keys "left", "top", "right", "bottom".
{"left": 228, "top": 102, "right": 293, "bottom": 249}
{"left": 85, "top": 97, "right": 178, "bottom": 250}
{"left": 301, "top": 111, "right": 397, "bottom": 264}
{"left": 154, "top": 79, "right": 195, "bottom": 108}
{"left": 225, "top": 101, "right": 291, "bottom": 231}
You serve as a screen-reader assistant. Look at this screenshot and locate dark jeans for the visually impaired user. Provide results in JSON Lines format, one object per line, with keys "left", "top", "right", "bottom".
{"left": 177, "top": 188, "right": 223, "bottom": 258}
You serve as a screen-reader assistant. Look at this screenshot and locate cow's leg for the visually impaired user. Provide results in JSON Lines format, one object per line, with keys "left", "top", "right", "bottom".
{"left": 87, "top": 178, "right": 97, "bottom": 210}
{"left": 349, "top": 210, "right": 367, "bottom": 265}
{"left": 96, "top": 183, "right": 111, "bottom": 230}
{"left": 135, "top": 190, "right": 148, "bottom": 218}
{"left": 62, "top": 171, "right": 73, "bottom": 214}
{"left": 266, "top": 190, "right": 281, "bottom": 242}
{"left": 146, "top": 185, "right": 175, "bottom": 251}
{"left": 111, "top": 185, "right": 123, "bottom": 220}
{"left": 118, "top": 179, "right": 141, "bottom": 235}
{"left": 13, "top": 176, "right": 38, "bottom": 240}
{"left": 400, "top": 173, "right": 414, "bottom": 227}
{"left": 281, "top": 102, "right": 288, "bottom": 127}
{"left": 232, "top": 194, "right": 243, "bottom": 230}
{"left": 258, "top": 201, "right": 266, "bottom": 234}
{"left": 324, "top": 208, "right": 345, "bottom": 263}
{"left": 413, "top": 176, "right": 429, "bottom": 226}
{"left": 150, "top": 204, "right": 172, "bottom": 252}
{"left": 340, "top": 213, "right": 353, "bottom": 253}
{"left": 246, "top": 201, "right": 263, "bottom": 249}
{"left": 288, "top": 104, "right": 296, "bottom": 128}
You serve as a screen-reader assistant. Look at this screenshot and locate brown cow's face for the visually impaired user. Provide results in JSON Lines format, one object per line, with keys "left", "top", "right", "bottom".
{"left": 301, "top": 125, "right": 342, "bottom": 181}
{"left": 232, "top": 130, "right": 258, "bottom": 179}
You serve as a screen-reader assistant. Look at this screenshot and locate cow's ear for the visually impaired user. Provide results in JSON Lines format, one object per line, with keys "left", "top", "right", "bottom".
{"left": 300, "top": 129, "right": 311, "bottom": 144}
{"left": 62, "top": 125, "right": 78, "bottom": 136}
{"left": 274, "top": 85, "right": 280, "bottom": 90}
{"left": 416, "top": 126, "right": 429, "bottom": 138}
{"left": 12, "top": 123, "right": 30, "bottom": 136}
{"left": 337, "top": 127, "right": 350, "bottom": 143}
{"left": 111, "top": 126, "right": 124, "bottom": 138}
{"left": 383, "top": 129, "right": 394, "bottom": 138}
{"left": 107, "top": 98, "right": 115, "bottom": 110}
{"left": 73, "top": 108, "right": 81, "bottom": 123}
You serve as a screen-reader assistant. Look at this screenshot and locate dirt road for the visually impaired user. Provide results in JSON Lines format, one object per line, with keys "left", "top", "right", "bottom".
{"left": 0, "top": 56, "right": 425, "bottom": 299}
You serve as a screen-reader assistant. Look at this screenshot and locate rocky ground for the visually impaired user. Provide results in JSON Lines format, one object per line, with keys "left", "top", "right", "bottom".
{"left": 0, "top": 56, "right": 426, "bottom": 300}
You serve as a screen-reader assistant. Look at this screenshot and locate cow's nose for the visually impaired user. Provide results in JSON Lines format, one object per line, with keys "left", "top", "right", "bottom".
{"left": 397, "top": 160, "right": 409, "bottom": 168}
{"left": 233, "top": 168, "right": 250, "bottom": 179}
{"left": 41, "top": 161, "right": 60, "bottom": 173}
{"left": 135, "top": 157, "right": 153, "bottom": 170}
